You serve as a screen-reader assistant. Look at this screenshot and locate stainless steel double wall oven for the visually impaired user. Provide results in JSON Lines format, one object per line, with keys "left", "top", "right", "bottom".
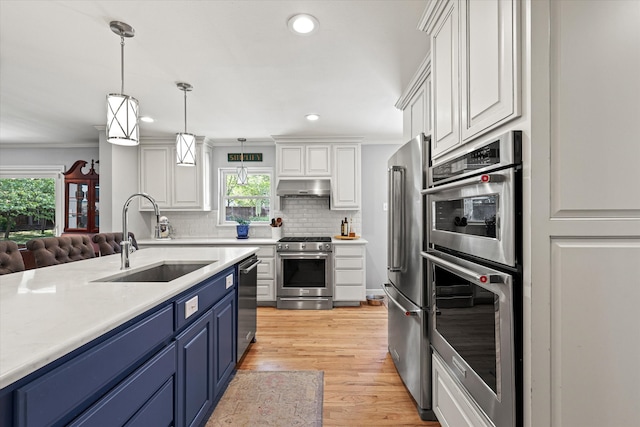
{"left": 276, "top": 237, "right": 333, "bottom": 310}
{"left": 423, "top": 130, "right": 523, "bottom": 427}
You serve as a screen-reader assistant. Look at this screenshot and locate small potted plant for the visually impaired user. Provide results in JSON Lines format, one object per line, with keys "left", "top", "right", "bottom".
{"left": 235, "top": 218, "right": 250, "bottom": 239}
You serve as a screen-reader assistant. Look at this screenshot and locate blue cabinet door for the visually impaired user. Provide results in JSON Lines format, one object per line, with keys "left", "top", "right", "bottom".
{"left": 213, "top": 291, "right": 236, "bottom": 396}
{"left": 176, "top": 309, "right": 214, "bottom": 427}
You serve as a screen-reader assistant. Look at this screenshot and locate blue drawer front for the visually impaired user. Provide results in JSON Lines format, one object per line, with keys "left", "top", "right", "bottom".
{"left": 126, "top": 377, "right": 174, "bottom": 427}
{"left": 16, "top": 305, "right": 174, "bottom": 427}
{"left": 175, "top": 266, "right": 235, "bottom": 330}
{"left": 68, "top": 343, "right": 176, "bottom": 426}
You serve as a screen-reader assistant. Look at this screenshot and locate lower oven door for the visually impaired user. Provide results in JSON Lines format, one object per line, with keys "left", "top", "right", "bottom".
{"left": 277, "top": 252, "right": 332, "bottom": 298}
{"left": 423, "top": 249, "right": 515, "bottom": 427}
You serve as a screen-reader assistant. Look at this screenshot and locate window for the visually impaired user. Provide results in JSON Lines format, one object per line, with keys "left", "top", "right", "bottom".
{"left": 219, "top": 168, "right": 272, "bottom": 225}
{"left": 0, "top": 166, "right": 65, "bottom": 242}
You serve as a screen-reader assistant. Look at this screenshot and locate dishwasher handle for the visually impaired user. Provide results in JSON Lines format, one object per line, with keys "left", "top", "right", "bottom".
{"left": 239, "top": 258, "right": 261, "bottom": 274}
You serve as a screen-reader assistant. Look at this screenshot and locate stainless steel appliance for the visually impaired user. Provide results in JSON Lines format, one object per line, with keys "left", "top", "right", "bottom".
{"left": 276, "top": 237, "right": 333, "bottom": 309}
{"left": 383, "top": 133, "right": 436, "bottom": 421}
{"left": 423, "top": 130, "right": 523, "bottom": 427}
{"left": 237, "top": 255, "right": 260, "bottom": 361}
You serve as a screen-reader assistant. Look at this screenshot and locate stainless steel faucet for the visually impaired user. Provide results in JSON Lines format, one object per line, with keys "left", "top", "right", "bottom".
{"left": 121, "top": 192, "right": 161, "bottom": 269}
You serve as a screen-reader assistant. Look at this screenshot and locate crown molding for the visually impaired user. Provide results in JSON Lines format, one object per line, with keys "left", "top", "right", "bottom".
{"left": 271, "top": 135, "right": 364, "bottom": 144}
{"left": 395, "top": 54, "right": 432, "bottom": 110}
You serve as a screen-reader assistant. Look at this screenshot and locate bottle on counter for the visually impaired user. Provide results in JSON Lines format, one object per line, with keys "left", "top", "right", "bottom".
{"left": 340, "top": 220, "right": 345, "bottom": 236}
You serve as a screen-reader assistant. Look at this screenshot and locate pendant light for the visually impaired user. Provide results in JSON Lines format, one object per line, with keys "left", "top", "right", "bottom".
{"left": 176, "top": 82, "right": 196, "bottom": 166}
{"left": 237, "top": 138, "right": 248, "bottom": 185}
{"left": 106, "top": 21, "right": 139, "bottom": 146}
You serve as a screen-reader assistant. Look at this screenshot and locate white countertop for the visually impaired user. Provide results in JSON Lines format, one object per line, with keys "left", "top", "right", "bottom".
{"left": 0, "top": 246, "right": 258, "bottom": 389}
{"left": 138, "top": 237, "right": 368, "bottom": 245}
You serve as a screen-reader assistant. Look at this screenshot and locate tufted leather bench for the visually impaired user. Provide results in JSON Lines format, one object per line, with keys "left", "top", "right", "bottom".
{"left": 0, "top": 240, "right": 26, "bottom": 275}
{"left": 92, "top": 232, "right": 138, "bottom": 257}
{"left": 25, "top": 235, "right": 96, "bottom": 268}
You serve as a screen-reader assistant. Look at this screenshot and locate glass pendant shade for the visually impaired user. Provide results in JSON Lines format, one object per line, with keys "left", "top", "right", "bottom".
{"left": 237, "top": 165, "right": 248, "bottom": 185}
{"left": 106, "top": 22, "right": 138, "bottom": 146}
{"left": 106, "top": 93, "right": 139, "bottom": 145}
{"left": 237, "top": 137, "right": 248, "bottom": 185}
{"left": 176, "top": 132, "right": 196, "bottom": 166}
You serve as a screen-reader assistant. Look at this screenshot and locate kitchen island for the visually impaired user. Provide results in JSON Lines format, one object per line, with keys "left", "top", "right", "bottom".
{"left": 0, "top": 246, "right": 258, "bottom": 426}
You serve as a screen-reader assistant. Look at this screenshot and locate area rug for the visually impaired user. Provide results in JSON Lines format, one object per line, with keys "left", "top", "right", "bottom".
{"left": 206, "top": 370, "right": 324, "bottom": 427}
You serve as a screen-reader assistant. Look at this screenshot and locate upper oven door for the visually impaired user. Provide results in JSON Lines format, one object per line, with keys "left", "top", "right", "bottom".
{"left": 424, "top": 168, "right": 516, "bottom": 267}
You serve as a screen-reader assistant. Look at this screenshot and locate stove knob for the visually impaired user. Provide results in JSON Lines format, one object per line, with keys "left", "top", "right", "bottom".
{"left": 301, "top": 244, "right": 305, "bottom": 249}
{"left": 285, "top": 244, "right": 289, "bottom": 250}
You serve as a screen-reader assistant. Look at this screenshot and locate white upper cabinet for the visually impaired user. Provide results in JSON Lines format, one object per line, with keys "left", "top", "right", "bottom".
{"left": 396, "top": 55, "right": 432, "bottom": 142}
{"left": 273, "top": 136, "right": 362, "bottom": 211}
{"left": 430, "top": 0, "right": 460, "bottom": 158}
{"left": 305, "top": 145, "right": 331, "bottom": 176}
{"left": 420, "top": 0, "right": 521, "bottom": 160}
{"left": 459, "top": 0, "right": 520, "bottom": 141}
{"left": 276, "top": 144, "right": 330, "bottom": 177}
{"left": 139, "top": 141, "right": 212, "bottom": 211}
{"left": 331, "top": 144, "right": 361, "bottom": 210}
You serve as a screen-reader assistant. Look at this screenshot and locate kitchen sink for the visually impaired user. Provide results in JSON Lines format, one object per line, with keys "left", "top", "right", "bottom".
{"left": 95, "top": 262, "right": 214, "bottom": 283}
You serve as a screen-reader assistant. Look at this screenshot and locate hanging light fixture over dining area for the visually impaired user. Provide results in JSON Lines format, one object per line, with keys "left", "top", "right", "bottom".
{"left": 106, "top": 21, "right": 139, "bottom": 146}
{"left": 176, "top": 82, "right": 196, "bottom": 166}
{"left": 237, "top": 138, "right": 248, "bottom": 185}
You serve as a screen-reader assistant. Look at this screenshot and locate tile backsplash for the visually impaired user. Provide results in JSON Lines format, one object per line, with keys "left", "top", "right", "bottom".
{"left": 148, "top": 197, "right": 360, "bottom": 239}
{"left": 277, "top": 198, "right": 361, "bottom": 237}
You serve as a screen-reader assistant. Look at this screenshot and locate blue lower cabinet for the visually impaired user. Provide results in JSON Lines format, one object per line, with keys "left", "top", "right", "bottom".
{"left": 213, "top": 291, "right": 236, "bottom": 396}
{"left": 68, "top": 343, "right": 176, "bottom": 427}
{"left": 176, "top": 309, "right": 215, "bottom": 427}
{"left": 5, "top": 266, "right": 239, "bottom": 427}
{"left": 15, "top": 305, "right": 174, "bottom": 427}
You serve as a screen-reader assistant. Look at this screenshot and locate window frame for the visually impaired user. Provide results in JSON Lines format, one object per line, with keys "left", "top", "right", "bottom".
{"left": 0, "top": 165, "right": 65, "bottom": 236}
{"left": 218, "top": 167, "right": 274, "bottom": 226}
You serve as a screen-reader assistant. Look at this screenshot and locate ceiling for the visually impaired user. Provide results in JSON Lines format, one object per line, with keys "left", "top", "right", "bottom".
{"left": 0, "top": 1, "right": 430, "bottom": 147}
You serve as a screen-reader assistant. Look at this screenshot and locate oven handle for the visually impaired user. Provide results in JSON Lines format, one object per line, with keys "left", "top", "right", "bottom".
{"left": 420, "top": 173, "right": 506, "bottom": 195}
{"left": 278, "top": 252, "right": 331, "bottom": 259}
{"left": 421, "top": 250, "right": 508, "bottom": 285}
{"left": 382, "top": 283, "right": 420, "bottom": 316}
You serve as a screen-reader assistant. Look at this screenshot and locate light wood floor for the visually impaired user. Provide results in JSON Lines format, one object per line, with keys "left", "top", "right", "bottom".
{"left": 237, "top": 303, "right": 441, "bottom": 427}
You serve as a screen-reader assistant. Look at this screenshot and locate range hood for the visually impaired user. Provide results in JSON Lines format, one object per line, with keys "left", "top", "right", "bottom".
{"left": 276, "top": 179, "right": 331, "bottom": 197}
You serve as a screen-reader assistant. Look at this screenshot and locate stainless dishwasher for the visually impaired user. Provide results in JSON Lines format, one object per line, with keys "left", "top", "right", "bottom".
{"left": 237, "top": 255, "right": 260, "bottom": 361}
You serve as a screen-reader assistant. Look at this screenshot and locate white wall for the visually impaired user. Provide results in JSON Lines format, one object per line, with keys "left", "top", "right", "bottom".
{"left": 361, "top": 144, "right": 402, "bottom": 293}
{"left": 0, "top": 146, "right": 99, "bottom": 170}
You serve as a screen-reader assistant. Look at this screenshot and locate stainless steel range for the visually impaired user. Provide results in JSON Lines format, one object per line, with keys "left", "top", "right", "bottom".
{"left": 276, "top": 237, "right": 333, "bottom": 310}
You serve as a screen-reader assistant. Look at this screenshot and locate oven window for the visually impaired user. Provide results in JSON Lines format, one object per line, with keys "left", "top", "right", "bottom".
{"left": 434, "top": 266, "right": 499, "bottom": 393}
{"left": 282, "top": 259, "right": 326, "bottom": 288}
{"left": 434, "top": 194, "right": 498, "bottom": 238}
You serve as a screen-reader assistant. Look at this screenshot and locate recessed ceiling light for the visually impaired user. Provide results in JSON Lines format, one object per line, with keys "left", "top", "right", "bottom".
{"left": 288, "top": 14, "right": 319, "bottom": 35}
{"left": 140, "top": 116, "right": 154, "bottom": 123}
{"left": 306, "top": 114, "right": 320, "bottom": 121}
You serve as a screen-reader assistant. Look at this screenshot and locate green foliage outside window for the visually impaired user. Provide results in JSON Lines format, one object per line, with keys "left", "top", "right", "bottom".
{"left": 0, "top": 178, "right": 56, "bottom": 240}
{"left": 223, "top": 171, "right": 271, "bottom": 223}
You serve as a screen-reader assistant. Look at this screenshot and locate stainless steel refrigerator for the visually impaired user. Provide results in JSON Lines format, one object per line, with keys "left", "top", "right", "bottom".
{"left": 384, "top": 133, "right": 436, "bottom": 421}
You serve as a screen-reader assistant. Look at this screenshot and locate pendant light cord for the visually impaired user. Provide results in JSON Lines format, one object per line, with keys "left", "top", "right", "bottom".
{"left": 184, "top": 89, "right": 188, "bottom": 133}
{"left": 120, "top": 36, "right": 125, "bottom": 94}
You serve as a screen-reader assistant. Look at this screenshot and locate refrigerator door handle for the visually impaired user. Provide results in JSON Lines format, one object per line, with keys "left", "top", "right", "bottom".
{"left": 383, "top": 284, "right": 419, "bottom": 316}
{"left": 387, "top": 166, "right": 405, "bottom": 272}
